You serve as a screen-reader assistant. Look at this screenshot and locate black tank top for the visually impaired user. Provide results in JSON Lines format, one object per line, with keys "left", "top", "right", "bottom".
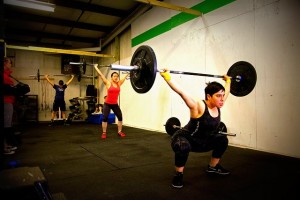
{"left": 183, "top": 100, "right": 220, "bottom": 138}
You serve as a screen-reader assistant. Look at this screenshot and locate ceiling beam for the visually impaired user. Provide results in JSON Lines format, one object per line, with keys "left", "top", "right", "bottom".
{"left": 6, "top": 45, "right": 114, "bottom": 58}
{"left": 5, "top": 28, "right": 99, "bottom": 44}
{"left": 4, "top": 38, "right": 73, "bottom": 49}
{"left": 136, "top": 0, "right": 202, "bottom": 16}
{"left": 52, "top": 0, "right": 128, "bottom": 17}
{"left": 5, "top": 10, "right": 113, "bottom": 32}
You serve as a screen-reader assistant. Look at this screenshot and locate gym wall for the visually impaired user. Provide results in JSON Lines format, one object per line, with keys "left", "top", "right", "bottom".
{"left": 5, "top": 49, "right": 97, "bottom": 122}
{"left": 119, "top": 0, "right": 300, "bottom": 158}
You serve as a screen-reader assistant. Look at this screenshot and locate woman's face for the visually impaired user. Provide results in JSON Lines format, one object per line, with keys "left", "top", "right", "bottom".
{"left": 4, "top": 58, "right": 12, "bottom": 70}
{"left": 208, "top": 90, "right": 225, "bottom": 108}
{"left": 111, "top": 73, "right": 119, "bottom": 82}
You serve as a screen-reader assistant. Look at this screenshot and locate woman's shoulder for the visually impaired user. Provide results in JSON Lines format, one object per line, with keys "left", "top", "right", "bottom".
{"left": 196, "top": 99, "right": 206, "bottom": 111}
{"left": 195, "top": 97, "right": 205, "bottom": 105}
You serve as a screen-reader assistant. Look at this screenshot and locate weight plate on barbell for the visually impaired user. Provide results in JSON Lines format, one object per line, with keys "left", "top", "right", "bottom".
{"left": 130, "top": 45, "right": 157, "bottom": 93}
{"left": 37, "top": 69, "right": 40, "bottom": 82}
{"left": 227, "top": 61, "right": 257, "bottom": 97}
{"left": 217, "top": 121, "right": 227, "bottom": 133}
{"left": 165, "top": 117, "right": 181, "bottom": 136}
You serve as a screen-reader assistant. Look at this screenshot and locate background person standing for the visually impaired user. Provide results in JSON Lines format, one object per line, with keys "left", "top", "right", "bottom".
{"left": 45, "top": 74, "right": 74, "bottom": 126}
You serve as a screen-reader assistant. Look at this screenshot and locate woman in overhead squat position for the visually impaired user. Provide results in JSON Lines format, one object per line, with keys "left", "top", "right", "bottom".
{"left": 160, "top": 69, "right": 231, "bottom": 189}
{"left": 94, "top": 65, "right": 129, "bottom": 139}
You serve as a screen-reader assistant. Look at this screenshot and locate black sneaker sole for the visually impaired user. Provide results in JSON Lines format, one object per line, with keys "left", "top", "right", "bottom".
{"left": 172, "top": 184, "right": 183, "bottom": 188}
{"left": 206, "top": 170, "right": 230, "bottom": 175}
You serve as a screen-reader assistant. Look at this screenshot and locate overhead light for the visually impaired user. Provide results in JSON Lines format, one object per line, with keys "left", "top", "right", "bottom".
{"left": 4, "top": 0, "right": 55, "bottom": 12}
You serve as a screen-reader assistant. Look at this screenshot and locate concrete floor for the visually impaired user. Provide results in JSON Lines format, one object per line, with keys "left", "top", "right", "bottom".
{"left": 1, "top": 122, "right": 299, "bottom": 200}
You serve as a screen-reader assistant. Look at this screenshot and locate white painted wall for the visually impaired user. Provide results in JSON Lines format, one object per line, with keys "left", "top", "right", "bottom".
{"left": 121, "top": 0, "right": 300, "bottom": 158}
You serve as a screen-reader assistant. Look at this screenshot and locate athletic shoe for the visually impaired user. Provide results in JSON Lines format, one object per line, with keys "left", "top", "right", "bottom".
{"left": 7, "top": 146, "right": 18, "bottom": 151}
{"left": 48, "top": 120, "right": 54, "bottom": 126}
{"left": 172, "top": 172, "right": 183, "bottom": 188}
{"left": 101, "top": 133, "right": 107, "bottom": 139}
{"left": 63, "top": 120, "right": 67, "bottom": 126}
{"left": 206, "top": 164, "right": 230, "bottom": 175}
{"left": 117, "top": 132, "right": 126, "bottom": 137}
{"left": 4, "top": 149, "right": 15, "bottom": 155}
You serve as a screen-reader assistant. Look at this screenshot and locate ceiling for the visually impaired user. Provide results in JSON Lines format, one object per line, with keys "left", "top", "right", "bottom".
{"left": 2, "top": 0, "right": 155, "bottom": 51}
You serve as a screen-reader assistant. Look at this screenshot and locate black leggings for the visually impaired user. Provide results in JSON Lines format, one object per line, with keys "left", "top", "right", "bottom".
{"left": 171, "top": 129, "right": 228, "bottom": 167}
{"left": 102, "top": 103, "right": 123, "bottom": 122}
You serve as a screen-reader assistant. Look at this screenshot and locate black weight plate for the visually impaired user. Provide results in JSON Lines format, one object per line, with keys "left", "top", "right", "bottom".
{"left": 227, "top": 61, "right": 257, "bottom": 97}
{"left": 217, "top": 121, "right": 227, "bottom": 133}
{"left": 37, "top": 69, "right": 40, "bottom": 82}
{"left": 130, "top": 45, "right": 157, "bottom": 93}
{"left": 165, "top": 117, "right": 181, "bottom": 136}
{"left": 82, "top": 58, "right": 86, "bottom": 74}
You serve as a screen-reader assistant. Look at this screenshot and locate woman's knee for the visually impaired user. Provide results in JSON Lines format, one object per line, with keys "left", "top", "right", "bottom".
{"left": 171, "top": 133, "right": 191, "bottom": 154}
{"left": 212, "top": 136, "right": 228, "bottom": 158}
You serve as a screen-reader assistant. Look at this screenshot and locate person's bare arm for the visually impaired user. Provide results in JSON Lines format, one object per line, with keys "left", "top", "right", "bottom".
{"left": 223, "top": 74, "right": 231, "bottom": 101}
{"left": 44, "top": 75, "right": 54, "bottom": 87}
{"left": 66, "top": 74, "right": 75, "bottom": 86}
{"left": 94, "top": 64, "right": 108, "bottom": 85}
{"left": 118, "top": 73, "right": 129, "bottom": 86}
{"left": 160, "top": 69, "right": 198, "bottom": 111}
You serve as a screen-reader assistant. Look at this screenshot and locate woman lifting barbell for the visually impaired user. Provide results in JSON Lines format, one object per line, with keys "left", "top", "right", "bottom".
{"left": 94, "top": 65, "right": 129, "bottom": 139}
{"left": 160, "top": 68, "right": 231, "bottom": 189}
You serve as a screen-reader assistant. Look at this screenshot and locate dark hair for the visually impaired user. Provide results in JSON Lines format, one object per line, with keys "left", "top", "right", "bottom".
{"left": 204, "top": 81, "right": 225, "bottom": 100}
{"left": 111, "top": 72, "right": 119, "bottom": 77}
{"left": 59, "top": 80, "right": 64, "bottom": 85}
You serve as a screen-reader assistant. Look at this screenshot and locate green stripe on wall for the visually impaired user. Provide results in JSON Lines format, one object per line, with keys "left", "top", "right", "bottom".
{"left": 132, "top": 0, "right": 235, "bottom": 47}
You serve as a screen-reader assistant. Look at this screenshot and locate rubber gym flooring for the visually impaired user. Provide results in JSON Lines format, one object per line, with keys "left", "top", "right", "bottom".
{"left": 1, "top": 122, "right": 299, "bottom": 200}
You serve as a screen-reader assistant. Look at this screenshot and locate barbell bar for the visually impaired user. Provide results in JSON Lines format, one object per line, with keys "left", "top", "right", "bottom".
{"left": 170, "top": 124, "right": 236, "bottom": 136}
{"left": 110, "top": 64, "right": 242, "bottom": 82}
{"left": 70, "top": 62, "right": 110, "bottom": 68}
{"left": 164, "top": 117, "right": 236, "bottom": 137}
{"left": 107, "top": 45, "right": 257, "bottom": 96}
{"left": 69, "top": 61, "right": 111, "bottom": 71}
{"left": 29, "top": 69, "right": 96, "bottom": 82}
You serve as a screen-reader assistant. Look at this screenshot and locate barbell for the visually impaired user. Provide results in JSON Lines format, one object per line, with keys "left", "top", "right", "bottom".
{"left": 29, "top": 69, "right": 96, "bottom": 82}
{"left": 106, "top": 45, "right": 257, "bottom": 96}
{"left": 69, "top": 45, "right": 257, "bottom": 96}
{"left": 164, "top": 117, "right": 236, "bottom": 137}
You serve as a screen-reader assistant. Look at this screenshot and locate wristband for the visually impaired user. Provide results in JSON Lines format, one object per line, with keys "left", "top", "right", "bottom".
{"left": 160, "top": 72, "right": 171, "bottom": 81}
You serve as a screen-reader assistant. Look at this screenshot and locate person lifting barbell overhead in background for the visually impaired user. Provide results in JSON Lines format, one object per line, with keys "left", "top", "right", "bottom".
{"left": 94, "top": 65, "right": 129, "bottom": 139}
{"left": 45, "top": 74, "right": 75, "bottom": 126}
{"left": 160, "top": 68, "right": 232, "bottom": 189}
